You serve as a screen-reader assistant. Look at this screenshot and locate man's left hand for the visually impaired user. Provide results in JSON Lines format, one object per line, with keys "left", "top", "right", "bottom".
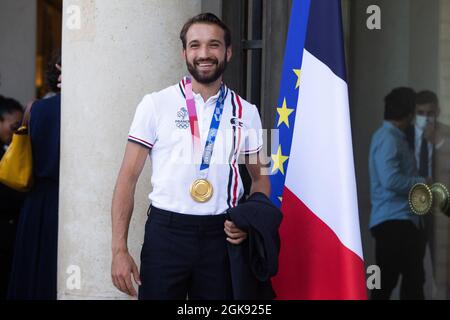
{"left": 424, "top": 122, "right": 437, "bottom": 144}
{"left": 224, "top": 220, "right": 247, "bottom": 245}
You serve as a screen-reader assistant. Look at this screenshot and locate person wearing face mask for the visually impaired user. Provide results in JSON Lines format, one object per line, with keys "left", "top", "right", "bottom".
{"left": 407, "top": 91, "right": 440, "bottom": 180}
{"left": 406, "top": 91, "right": 450, "bottom": 297}
{"left": 407, "top": 92, "right": 449, "bottom": 210}
{"left": 0, "top": 96, "right": 25, "bottom": 300}
{"left": 416, "top": 93, "right": 450, "bottom": 208}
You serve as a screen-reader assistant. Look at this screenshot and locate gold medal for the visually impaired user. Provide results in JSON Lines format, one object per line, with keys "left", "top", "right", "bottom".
{"left": 190, "top": 179, "right": 213, "bottom": 203}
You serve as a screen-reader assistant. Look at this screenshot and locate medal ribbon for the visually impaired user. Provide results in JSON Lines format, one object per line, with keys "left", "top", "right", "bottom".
{"left": 185, "top": 78, "right": 201, "bottom": 154}
{"left": 185, "top": 76, "right": 226, "bottom": 179}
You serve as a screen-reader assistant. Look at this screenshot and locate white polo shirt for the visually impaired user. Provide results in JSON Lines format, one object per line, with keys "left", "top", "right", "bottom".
{"left": 128, "top": 77, "right": 263, "bottom": 215}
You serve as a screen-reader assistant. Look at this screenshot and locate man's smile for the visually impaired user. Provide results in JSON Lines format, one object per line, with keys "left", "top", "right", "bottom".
{"left": 195, "top": 59, "right": 217, "bottom": 71}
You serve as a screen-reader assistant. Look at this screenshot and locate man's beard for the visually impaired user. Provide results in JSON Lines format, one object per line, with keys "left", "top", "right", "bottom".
{"left": 186, "top": 53, "right": 228, "bottom": 84}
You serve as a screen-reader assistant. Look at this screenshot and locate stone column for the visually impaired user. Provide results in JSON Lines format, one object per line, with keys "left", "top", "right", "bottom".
{"left": 58, "top": 0, "right": 201, "bottom": 300}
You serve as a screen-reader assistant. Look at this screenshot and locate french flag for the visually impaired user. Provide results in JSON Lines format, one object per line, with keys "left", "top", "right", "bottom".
{"left": 270, "top": 0, "right": 367, "bottom": 299}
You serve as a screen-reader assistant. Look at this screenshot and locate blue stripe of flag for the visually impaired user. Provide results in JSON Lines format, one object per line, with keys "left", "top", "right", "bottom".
{"left": 305, "top": 0, "right": 347, "bottom": 81}
{"left": 270, "top": 0, "right": 311, "bottom": 208}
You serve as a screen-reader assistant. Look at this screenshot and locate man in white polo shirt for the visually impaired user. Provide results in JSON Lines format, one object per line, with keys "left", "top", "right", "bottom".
{"left": 111, "top": 13, "right": 270, "bottom": 300}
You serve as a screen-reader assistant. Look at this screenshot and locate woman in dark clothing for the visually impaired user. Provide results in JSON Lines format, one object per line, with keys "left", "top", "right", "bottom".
{"left": 0, "top": 96, "right": 24, "bottom": 300}
{"left": 8, "top": 58, "right": 61, "bottom": 300}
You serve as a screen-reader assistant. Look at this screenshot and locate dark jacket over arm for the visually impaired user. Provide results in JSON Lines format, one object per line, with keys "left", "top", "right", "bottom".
{"left": 226, "top": 192, "right": 283, "bottom": 300}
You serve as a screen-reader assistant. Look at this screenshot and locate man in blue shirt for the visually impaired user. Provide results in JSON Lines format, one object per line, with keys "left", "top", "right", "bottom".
{"left": 369, "top": 87, "right": 428, "bottom": 300}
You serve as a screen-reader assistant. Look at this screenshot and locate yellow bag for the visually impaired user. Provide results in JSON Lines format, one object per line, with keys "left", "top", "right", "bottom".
{"left": 0, "top": 126, "right": 33, "bottom": 192}
{"left": 0, "top": 100, "right": 34, "bottom": 192}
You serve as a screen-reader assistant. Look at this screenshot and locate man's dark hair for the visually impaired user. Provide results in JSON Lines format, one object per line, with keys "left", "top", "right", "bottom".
{"left": 180, "top": 13, "right": 231, "bottom": 49}
{"left": 416, "top": 90, "right": 438, "bottom": 107}
{"left": 384, "top": 87, "right": 416, "bottom": 121}
{"left": 0, "top": 95, "right": 23, "bottom": 121}
{"left": 45, "top": 51, "right": 61, "bottom": 92}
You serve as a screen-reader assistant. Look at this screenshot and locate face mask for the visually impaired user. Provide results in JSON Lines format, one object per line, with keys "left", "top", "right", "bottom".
{"left": 415, "top": 115, "right": 428, "bottom": 130}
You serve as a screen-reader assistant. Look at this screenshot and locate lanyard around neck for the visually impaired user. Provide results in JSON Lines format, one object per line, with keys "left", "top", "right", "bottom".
{"left": 184, "top": 77, "right": 227, "bottom": 176}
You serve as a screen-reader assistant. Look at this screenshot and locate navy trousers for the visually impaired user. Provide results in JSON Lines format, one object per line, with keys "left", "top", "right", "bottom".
{"left": 138, "top": 206, "right": 233, "bottom": 300}
{"left": 370, "top": 220, "right": 426, "bottom": 300}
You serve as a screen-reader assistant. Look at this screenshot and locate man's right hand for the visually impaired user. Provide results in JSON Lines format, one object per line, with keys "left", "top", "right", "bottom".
{"left": 111, "top": 250, "right": 141, "bottom": 297}
{"left": 111, "top": 142, "right": 148, "bottom": 298}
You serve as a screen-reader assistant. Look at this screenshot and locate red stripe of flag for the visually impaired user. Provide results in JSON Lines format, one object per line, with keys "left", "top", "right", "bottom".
{"left": 272, "top": 187, "right": 367, "bottom": 300}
